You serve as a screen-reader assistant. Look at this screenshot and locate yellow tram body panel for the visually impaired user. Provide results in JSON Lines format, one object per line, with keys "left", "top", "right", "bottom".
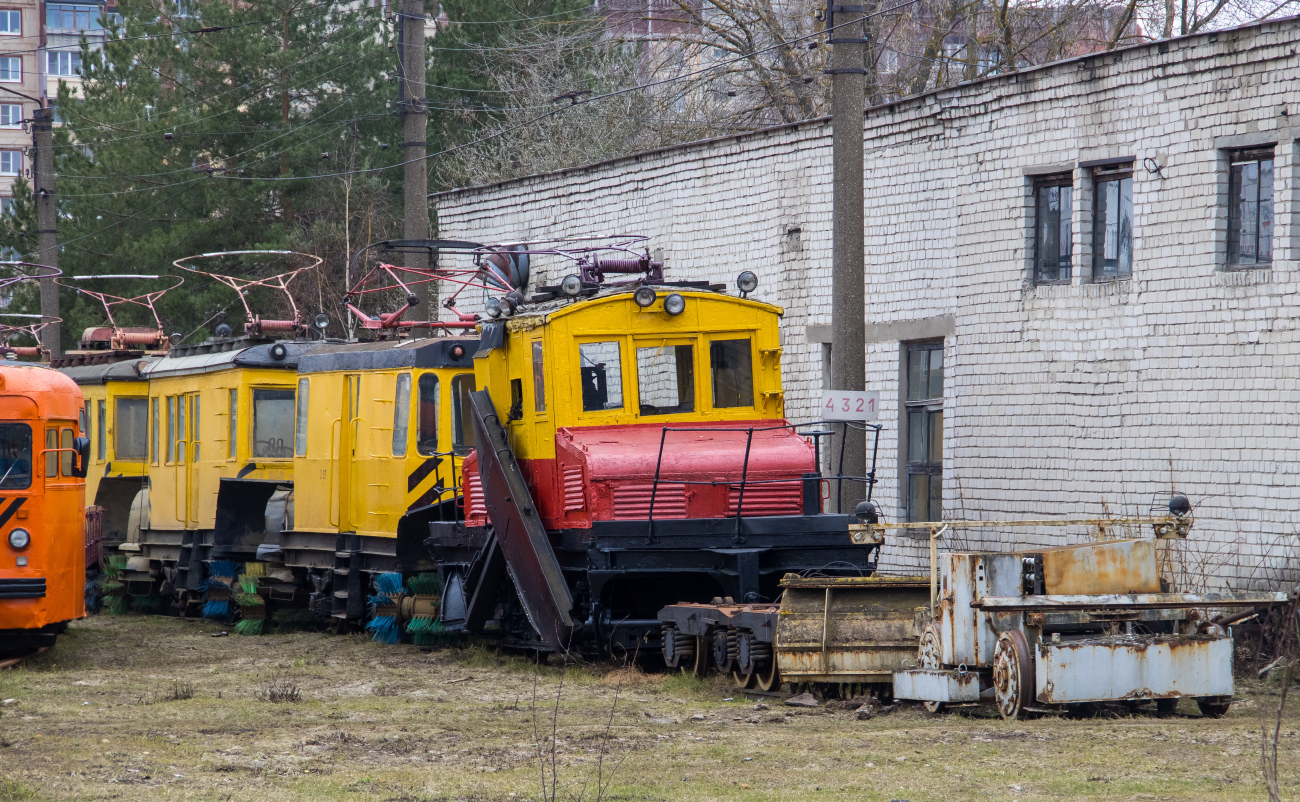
{"left": 292, "top": 338, "right": 478, "bottom": 540}
{"left": 57, "top": 359, "right": 156, "bottom": 547}
{"left": 0, "top": 364, "right": 87, "bottom": 633}
{"left": 141, "top": 346, "right": 304, "bottom": 532}
{"left": 476, "top": 289, "right": 786, "bottom": 460}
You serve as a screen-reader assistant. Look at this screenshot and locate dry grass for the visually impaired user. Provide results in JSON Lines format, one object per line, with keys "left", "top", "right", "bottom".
{"left": 0, "top": 615, "right": 1296, "bottom": 801}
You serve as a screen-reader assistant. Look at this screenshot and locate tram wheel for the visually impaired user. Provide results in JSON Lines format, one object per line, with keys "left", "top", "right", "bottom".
{"left": 993, "top": 629, "right": 1035, "bottom": 721}
{"left": 918, "top": 623, "right": 945, "bottom": 714}
{"left": 754, "top": 656, "right": 780, "bottom": 692}
{"left": 731, "top": 668, "right": 757, "bottom": 689}
{"left": 682, "top": 635, "right": 709, "bottom": 678}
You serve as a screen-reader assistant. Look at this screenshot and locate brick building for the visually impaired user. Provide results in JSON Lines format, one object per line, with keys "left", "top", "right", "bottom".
{"left": 433, "top": 16, "right": 1300, "bottom": 588}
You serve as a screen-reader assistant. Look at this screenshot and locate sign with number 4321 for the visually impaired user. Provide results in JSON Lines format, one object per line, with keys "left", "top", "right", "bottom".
{"left": 820, "top": 390, "right": 880, "bottom": 421}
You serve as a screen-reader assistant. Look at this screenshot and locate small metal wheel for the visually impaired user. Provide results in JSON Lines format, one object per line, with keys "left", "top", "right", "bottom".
{"left": 661, "top": 625, "right": 694, "bottom": 670}
{"left": 917, "top": 623, "right": 944, "bottom": 714}
{"left": 993, "top": 629, "right": 1035, "bottom": 721}
{"left": 732, "top": 631, "right": 768, "bottom": 690}
{"left": 712, "top": 628, "right": 737, "bottom": 674}
{"left": 1196, "top": 696, "right": 1231, "bottom": 718}
{"left": 682, "top": 634, "right": 709, "bottom": 677}
{"left": 754, "top": 654, "right": 780, "bottom": 692}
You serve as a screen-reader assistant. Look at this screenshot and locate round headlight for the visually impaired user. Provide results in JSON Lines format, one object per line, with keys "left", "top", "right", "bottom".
{"left": 664, "top": 293, "right": 686, "bottom": 316}
{"left": 8, "top": 528, "right": 30, "bottom": 550}
{"left": 499, "top": 296, "right": 517, "bottom": 317}
{"left": 485, "top": 297, "right": 502, "bottom": 318}
{"left": 560, "top": 274, "right": 583, "bottom": 297}
{"left": 633, "top": 287, "right": 657, "bottom": 308}
{"left": 736, "top": 270, "right": 759, "bottom": 294}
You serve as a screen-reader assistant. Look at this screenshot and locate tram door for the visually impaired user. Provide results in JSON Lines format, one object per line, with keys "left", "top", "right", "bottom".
{"left": 336, "top": 375, "right": 360, "bottom": 533}
{"left": 173, "top": 392, "right": 200, "bottom": 527}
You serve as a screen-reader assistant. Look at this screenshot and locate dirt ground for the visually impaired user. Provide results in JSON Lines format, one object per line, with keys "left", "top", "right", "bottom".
{"left": 0, "top": 615, "right": 1296, "bottom": 802}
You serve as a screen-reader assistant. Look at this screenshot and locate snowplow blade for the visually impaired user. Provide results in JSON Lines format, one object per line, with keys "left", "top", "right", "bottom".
{"left": 468, "top": 389, "right": 575, "bottom": 651}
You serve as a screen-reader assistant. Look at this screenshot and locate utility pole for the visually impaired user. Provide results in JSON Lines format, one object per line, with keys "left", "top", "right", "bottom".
{"left": 398, "top": 0, "right": 431, "bottom": 331}
{"left": 32, "top": 106, "right": 60, "bottom": 357}
{"left": 826, "top": 4, "right": 866, "bottom": 511}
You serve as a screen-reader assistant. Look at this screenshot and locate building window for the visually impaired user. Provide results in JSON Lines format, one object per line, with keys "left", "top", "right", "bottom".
{"left": 904, "top": 342, "right": 943, "bottom": 523}
{"left": 0, "top": 151, "right": 18, "bottom": 176}
{"left": 1227, "top": 148, "right": 1274, "bottom": 268}
{"left": 0, "top": 104, "right": 21, "bottom": 128}
{"left": 172, "top": 0, "right": 196, "bottom": 19}
{"left": 1034, "top": 174, "right": 1072, "bottom": 284}
{"left": 0, "top": 10, "right": 19, "bottom": 35}
{"left": 0, "top": 198, "right": 12, "bottom": 216}
{"left": 47, "top": 51, "right": 81, "bottom": 77}
{"left": 1092, "top": 165, "right": 1133, "bottom": 280}
{"left": 0, "top": 57, "right": 20, "bottom": 82}
{"left": 46, "top": 4, "right": 103, "bottom": 30}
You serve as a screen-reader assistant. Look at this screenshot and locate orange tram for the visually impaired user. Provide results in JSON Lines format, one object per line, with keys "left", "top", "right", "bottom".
{"left": 0, "top": 363, "right": 91, "bottom": 659}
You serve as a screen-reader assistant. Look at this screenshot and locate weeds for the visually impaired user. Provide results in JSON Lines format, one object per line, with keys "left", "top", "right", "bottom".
{"left": 135, "top": 680, "right": 195, "bottom": 705}
{"left": 255, "top": 674, "right": 302, "bottom": 704}
{"left": 0, "top": 779, "right": 35, "bottom": 801}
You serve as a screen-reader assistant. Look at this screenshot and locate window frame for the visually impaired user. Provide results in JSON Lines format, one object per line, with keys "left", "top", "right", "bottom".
{"left": 392, "top": 372, "right": 412, "bottom": 457}
{"left": 1091, "top": 164, "right": 1134, "bottom": 281}
{"left": 0, "top": 150, "right": 20, "bottom": 176}
{"left": 293, "top": 379, "right": 308, "bottom": 458}
{"left": 95, "top": 399, "right": 105, "bottom": 460}
{"left": 0, "top": 9, "right": 21, "bottom": 36}
{"left": 576, "top": 338, "right": 626, "bottom": 415}
{"left": 0, "top": 104, "right": 21, "bottom": 128}
{"left": 0, "top": 55, "right": 20, "bottom": 83}
{"left": 450, "top": 373, "right": 476, "bottom": 455}
{"left": 1033, "top": 173, "right": 1073, "bottom": 285}
{"left": 633, "top": 339, "right": 698, "bottom": 417}
{"left": 251, "top": 386, "right": 296, "bottom": 460}
{"left": 416, "top": 372, "right": 439, "bottom": 456}
{"left": 165, "top": 395, "right": 175, "bottom": 464}
{"left": 1226, "top": 147, "right": 1275, "bottom": 269}
{"left": 707, "top": 334, "right": 757, "bottom": 410}
{"left": 0, "top": 422, "right": 32, "bottom": 489}
{"left": 114, "top": 396, "right": 148, "bottom": 462}
{"left": 150, "top": 397, "right": 159, "bottom": 464}
{"left": 903, "top": 341, "right": 944, "bottom": 524}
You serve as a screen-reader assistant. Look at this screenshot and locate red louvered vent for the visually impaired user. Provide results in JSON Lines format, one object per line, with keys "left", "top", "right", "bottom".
{"left": 464, "top": 470, "right": 487, "bottom": 518}
{"left": 727, "top": 482, "right": 803, "bottom": 516}
{"left": 562, "top": 465, "right": 585, "bottom": 512}
{"left": 612, "top": 483, "right": 687, "bottom": 519}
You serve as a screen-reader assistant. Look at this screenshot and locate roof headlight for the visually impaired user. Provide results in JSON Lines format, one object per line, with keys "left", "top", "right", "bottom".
{"left": 485, "top": 297, "right": 502, "bottom": 319}
{"left": 8, "top": 527, "right": 30, "bottom": 550}
{"left": 633, "top": 287, "right": 657, "bottom": 308}
{"left": 736, "top": 270, "right": 758, "bottom": 295}
{"left": 560, "top": 274, "right": 583, "bottom": 298}
{"left": 664, "top": 293, "right": 686, "bottom": 316}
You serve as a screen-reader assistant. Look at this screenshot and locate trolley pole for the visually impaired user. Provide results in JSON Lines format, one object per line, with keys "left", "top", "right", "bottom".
{"left": 32, "top": 106, "right": 60, "bottom": 357}
{"left": 827, "top": 4, "right": 867, "bottom": 510}
{"left": 398, "top": 0, "right": 432, "bottom": 333}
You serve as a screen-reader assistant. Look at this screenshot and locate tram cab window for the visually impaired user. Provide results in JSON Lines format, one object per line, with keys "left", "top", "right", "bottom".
{"left": 45, "top": 428, "right": 57, "bottom": 477}
{"left": 150, "top": 398, "right": 159, "bottom": 464}
{"left": 60, "top": 427, "right": 74, "bottom": 476}
{"left": 417, "top": 374, "right": 438, "bottom": 456}
{"left": 532, "top": 340, "right": 546, "bottom": 413}
{"left": 636, "top": 344, "right": 694, "bottom": 415}
{"left": 709, "top": 339, "right": 755, "bottom": 409}
{"left": 579, "top": 341, "right": 623, "bottom": 412}
{"left": 451, "top": 374, "right": 475, "bottom": 455}
{"left": 115, "top": 398, "right": 148, "bottom": 460}
{"left": 165, "top": 396, "right": 175, "bottom": 463}
{"left": 229, "top": 389, "right": 239, "bottom": 460}
{"left": 96, "top": 400, "right": 106, "bottom": 460}
{"left": 252, "top": 388, "right": 295, "bottom": 459}
{"left": 293, "top": 380, "right": 308, "bottom": 457}
{"left": 0, "top": 423, "right": 31, "bottom": 489}
{"left": 392, "top": 373, "right": 412, "bottom": 457}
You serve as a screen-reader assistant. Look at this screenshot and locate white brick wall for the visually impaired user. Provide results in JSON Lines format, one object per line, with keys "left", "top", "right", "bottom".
{"left": 435, "top": 18, "right": 1300, "bottom": 589}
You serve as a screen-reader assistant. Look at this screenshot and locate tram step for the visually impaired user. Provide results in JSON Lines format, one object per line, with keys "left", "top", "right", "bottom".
{"left": 333, "top": 567, "right": 349, "bottom": 576}
{"left": 333, "top": 590, "right": 349, "bottom": 599}
{"left": 335, "top": 551, "right": 351, "bottom": 558}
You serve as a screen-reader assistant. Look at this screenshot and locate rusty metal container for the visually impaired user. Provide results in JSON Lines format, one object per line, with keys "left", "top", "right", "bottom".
{"left": 938, "top": 553, "right": 1021, "bottom": 668}
{"left": 776, "top": 575, "right": 929, "bottom": 684}
{"left": 1035, "top": 633, "right": 1233, "bottom": 703}
{"left": 1040, "top": 539, "right": 1160, "bottom": 596}
{"left": 892, "top": 668, "right": 981, "bottom": 703}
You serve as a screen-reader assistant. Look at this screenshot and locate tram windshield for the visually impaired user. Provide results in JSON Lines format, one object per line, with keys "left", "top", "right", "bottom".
{"left": 252, "top": 388, "right": 295, "bottom": 459}
{"left": 0, "top": 423, "right": 32, "bottom": 489}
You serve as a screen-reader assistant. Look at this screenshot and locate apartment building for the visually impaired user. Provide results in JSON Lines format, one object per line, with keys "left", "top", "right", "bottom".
{"left": 0, "top": 0, "right": 114, "bottom": 212}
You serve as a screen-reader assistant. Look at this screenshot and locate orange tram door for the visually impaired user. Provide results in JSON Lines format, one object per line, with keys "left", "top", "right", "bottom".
{"left": 0, "top": 364, "right": 90, "bottom": 659}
